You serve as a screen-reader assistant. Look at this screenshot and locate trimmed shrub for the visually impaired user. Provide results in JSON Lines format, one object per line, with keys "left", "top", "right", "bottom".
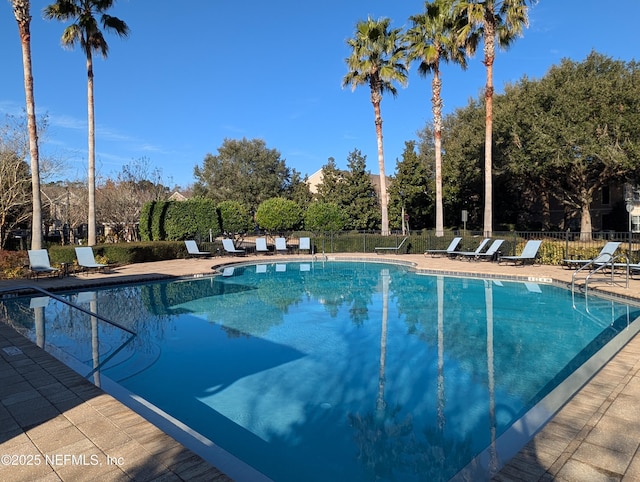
{"left": 217, "top": 200, "right": 252, "bottom": 235}
{"left": 164, "top": 199, "right": 220, "bottom": 241}
{"left": 255, "top": 197, "right": 302, "bottom": 234}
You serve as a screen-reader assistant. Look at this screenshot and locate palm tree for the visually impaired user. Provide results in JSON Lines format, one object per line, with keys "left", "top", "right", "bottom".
{"left": 406, "top": 0, "right": 475, "bottom": 237}
{"left": 343, "top": 17, "right": 408, "bottom": 236}
{"left": 455, "top": 0, "right": 533, "bottom": 236}
{"left": 12, "top": 0, "right": 43, "bottom": 250}
{"left": 44, "top": 0, "right": 129, "bottom": 246}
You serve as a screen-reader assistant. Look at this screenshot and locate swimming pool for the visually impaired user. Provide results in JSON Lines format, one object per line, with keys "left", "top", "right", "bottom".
{"left": 3, "top": 261, "right": 640, "bottom": 481}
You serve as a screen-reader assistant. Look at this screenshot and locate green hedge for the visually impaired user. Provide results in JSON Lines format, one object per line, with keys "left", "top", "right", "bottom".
{"left": 48, "top": 241, "right": 188, "bottom": 266}
{"left": 140, "top": 199, "right": 220, "bottom": 241}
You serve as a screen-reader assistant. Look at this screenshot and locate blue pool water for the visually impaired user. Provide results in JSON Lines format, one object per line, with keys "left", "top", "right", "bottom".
{"left": 3, "top": 261, "right": 640, "bottom": 481}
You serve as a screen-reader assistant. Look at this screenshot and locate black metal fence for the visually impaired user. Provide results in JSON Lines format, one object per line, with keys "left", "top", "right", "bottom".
{"left": 280, "top": 230, "right": 640, "bottom": 265}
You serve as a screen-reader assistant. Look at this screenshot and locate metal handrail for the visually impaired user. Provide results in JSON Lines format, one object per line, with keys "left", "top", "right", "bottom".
{"left": 0, "top": 284, "right": 136, "bottom": 335}
{"left": 585, "top": 254, "right": 629, "bottom": 293}
{"left": 571, "top": 255, "right": 612, "bottom": 294}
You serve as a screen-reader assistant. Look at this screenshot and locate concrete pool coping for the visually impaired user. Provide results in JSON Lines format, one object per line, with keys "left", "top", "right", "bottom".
{"left": 1, "top": 253, "right": 640, "bottom": 480}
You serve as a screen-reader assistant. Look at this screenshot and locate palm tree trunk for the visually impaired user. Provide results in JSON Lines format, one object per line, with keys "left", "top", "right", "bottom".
{"left": 373, "top": 100, "right": 389, "bottom": 236}
{"left": 433, "top": 69, "right": 444, "bottom": 237}
{"left": 13, "top": 0, "right": 43, "bottom": 250}
{"left": 483, "top": 22, "right": 496, "bottom": 238}
{"left": 87, "top": 53, "right": 97, "bottom": 246}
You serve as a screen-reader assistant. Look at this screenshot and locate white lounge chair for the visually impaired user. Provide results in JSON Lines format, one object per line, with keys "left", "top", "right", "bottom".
{"left": 499, "top": 240, "right": 543, "bottom": 266}
{"left": 450, "top": 238, "right": 491, "bottom": 258}
{"left": 75, "top": 247, "right": 107, "bottom": 274}
{"left": 374, "top": 237, "right": 408, "bottom": 255}
{"left": 465, "top": 239, "right": 505, "bottom": 261}
{"left": 27, "top": 249, "right": 59, "bottom": 279}
{"left": 562, "top": 241, "right": 620, "bottom": 269}
{"left": 184, "top": 240, "right": 210, "bottom": 257}
{"left": 255, "top": 237, "right": 270, "bottom": 255}
{"left": 298, "top": 237, "right": 311, "bottom": 254}
{"left": 275, "top": 237, "right": 288, "bottom": 254}
{"left": 222, "top": 238, "right": 245, "bottom": 256}
{"left": 425, "top": 237, "right": 462, "bottom": 257}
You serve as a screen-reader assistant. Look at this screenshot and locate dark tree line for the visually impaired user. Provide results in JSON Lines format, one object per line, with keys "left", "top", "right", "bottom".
{"left": 421, "top": 51, "right": 640, "bottom": 234}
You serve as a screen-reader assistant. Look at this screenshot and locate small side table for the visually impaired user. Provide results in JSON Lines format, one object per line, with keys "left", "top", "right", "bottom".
{"left": 59, "top": 262, "right": 70, "bottom": 278}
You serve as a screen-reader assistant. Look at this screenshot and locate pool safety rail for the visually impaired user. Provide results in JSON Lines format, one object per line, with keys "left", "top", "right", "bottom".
{"left": 571, "top": 253, "right": 630, "bottom": 296}
{"left": 0, "top": 284, "right": 136, "bottom": 336}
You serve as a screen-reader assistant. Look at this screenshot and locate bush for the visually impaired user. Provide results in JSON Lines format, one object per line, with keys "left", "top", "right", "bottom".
{"left": 0, "top": 250, "right": 29, "bottom": 279}
{"left": 304, "top": 202, "right": 346, "bottom": 233}
{"left": 255, "top": 197, "right": 302, "bottom": 233}
{"left": 217, "top": 200, "right": 252, "bottom": 235}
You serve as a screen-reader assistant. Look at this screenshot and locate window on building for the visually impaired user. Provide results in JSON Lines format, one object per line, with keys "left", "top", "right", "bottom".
{"left": 601, "top": 185, "right": 610, "bottom": 205}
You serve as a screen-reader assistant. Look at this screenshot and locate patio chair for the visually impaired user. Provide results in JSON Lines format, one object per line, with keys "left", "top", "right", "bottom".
{"left": 298, "top": 237, "right": 311, "bottom": 254}
{"left": 75, "top": 247, "right": 107, "bottom": 274}
{"left": 466, "top": 239, "right": 505, "bottom": 262}
{"left": 499, "top": 240, "right": 543, "bottom": 266}
{"left": 28, "top": 249, "right": 60, "bottom": 279}
{"left": 374, "top": 237, "right": 408, "bottom": 255}
{"left": 255, "top": 237, "right": 270, "bottom": 255}
{"left": 275, "top": 237, "right": 288, "bottom": 254}
{"left": 562, "top": 241, "right": 620, "bottom": 269}
{"left": 222, "top": 238, "right": 245, "bottom": 256}
{"left": 184, "top": 240, "right": 210, "bottom": 257}
{"left": 450, "top": 238, "right": 491, "bottom": 258}
{"left": 425, "top": 237, "right": 462, "bottom": 257}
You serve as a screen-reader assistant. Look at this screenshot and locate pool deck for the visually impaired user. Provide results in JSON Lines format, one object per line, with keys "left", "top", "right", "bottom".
{"left": 2, "top": 253, "right": 640, "bottom": 481}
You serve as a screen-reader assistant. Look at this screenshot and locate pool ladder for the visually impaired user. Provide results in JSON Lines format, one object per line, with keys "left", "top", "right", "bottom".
{"left": 571, "top": 254, "right": 629, "bottom": 297}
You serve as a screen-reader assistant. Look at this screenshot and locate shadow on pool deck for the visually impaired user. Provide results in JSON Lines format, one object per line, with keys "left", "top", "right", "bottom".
{"left": 0, "top": 320, "right": 231, "bottom": 481}
{"left": 2, "top": 253, "right": 640, "bottom": 480}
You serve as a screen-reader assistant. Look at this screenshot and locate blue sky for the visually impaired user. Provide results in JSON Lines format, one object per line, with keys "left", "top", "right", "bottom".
{"left": 1, "top": 1, "right": 638, "bottom": 189}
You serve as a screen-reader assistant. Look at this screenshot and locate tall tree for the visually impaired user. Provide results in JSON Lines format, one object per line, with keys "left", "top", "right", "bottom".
{"left": 455, "top": 0, "right": 533, "bottom": 236}
{"left": 44, "top": 0, "right": 129, "bottom": 246}
{"left": 497, "top": 53, "right": 640, "bottom": 238}
{"left": 388, "top": 141, "right": 433, "bottom": 231}
{"left": 314, "top": 157, "right": 344, "bottom": 203}
{"left": 406, "top": 0, "right": 474, "bottom": 236}
{"left": 343, "top": 17, "right": 408, "bottom": 235}
{"left": 193, "top": 137, "right": 292, "bottom": 210}
{"left": 342, "top": 149, "right": 381, "bottom": 231}
{"left": 0, "top": 149, "right": 32, "bottom": 249}
{"left": 12, "top": 0, "right": 43, "bottom": 250}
